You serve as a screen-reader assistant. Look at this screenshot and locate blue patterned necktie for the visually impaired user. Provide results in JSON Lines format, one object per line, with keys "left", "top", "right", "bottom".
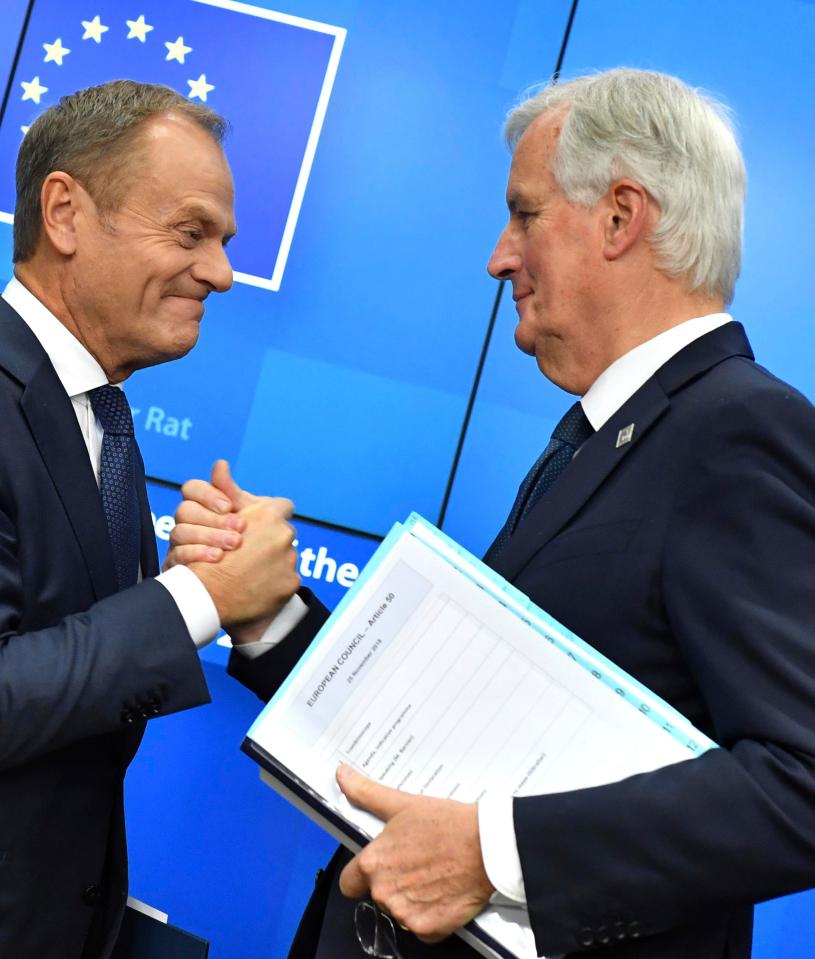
{"left": 89, "top": 385, "right": 141, "bottom": 591}
{"left": 485, "top": 401, "right": 594, "bottom": 563}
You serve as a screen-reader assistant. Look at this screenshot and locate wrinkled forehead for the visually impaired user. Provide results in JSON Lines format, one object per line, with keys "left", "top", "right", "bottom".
{"left": 513, "top": 106, "right": 568, "bottom": 164}
{"left": 136, "top": 113, "right": 231, "bottom": 175}
{"left": 124, "top": 115, "right": 235, "bottom": 218}
{"left": 506, "top": 109, "right": 566, "bottom": 202}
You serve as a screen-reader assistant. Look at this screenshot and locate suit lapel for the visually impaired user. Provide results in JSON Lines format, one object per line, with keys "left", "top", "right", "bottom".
{"left": 22, "top": 361, "right": 119, "bottom": 599}
{"left": 491, "top": 322, "right": 755, "bottom": 582}
{"left": 0, "top": 298, "right": 119, "bottom": 599}
{"left": 493, "top": 377, "right": 669, "bottom": 581}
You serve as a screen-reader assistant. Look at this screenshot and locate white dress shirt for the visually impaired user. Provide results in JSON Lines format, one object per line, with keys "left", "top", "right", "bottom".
{"left": 478, "top": 312, "right": 732, "bottom": 906}
{"left": 1, "top": 276, "right": 306, "bottom": 653}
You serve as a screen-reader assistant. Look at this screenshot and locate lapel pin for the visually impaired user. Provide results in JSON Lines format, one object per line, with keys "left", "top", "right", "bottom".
{"left": 616, "top": 423, "right": 635, "bottom": 448}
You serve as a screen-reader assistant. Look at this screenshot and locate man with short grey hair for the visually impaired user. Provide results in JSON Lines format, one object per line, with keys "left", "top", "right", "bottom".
{"left": 334, "top": 68, "right": 815, "bottom": 959}
{"left": 0, "top": 79, "right": 302, "bottom": 958}
{"left": 172, "top": 69, "right": 815, "bottom": 959}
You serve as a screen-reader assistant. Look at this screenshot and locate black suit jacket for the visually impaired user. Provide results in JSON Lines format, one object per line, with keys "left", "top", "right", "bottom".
{"left": 0, "top": 298, "right": 211, "bottom": 958}
{"left": 232, "top": 323, "right": 815, "bottom": 959}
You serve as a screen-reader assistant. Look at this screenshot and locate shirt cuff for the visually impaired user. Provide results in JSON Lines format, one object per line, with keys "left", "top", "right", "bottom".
{"left": 478, "top": 795, "right": 527, "bottom": 905}
{"left": 155, "top": 565, "right": 221, "bottom": 649}
{"left": 233, "top": 593, "right": 310, "bottom": 659}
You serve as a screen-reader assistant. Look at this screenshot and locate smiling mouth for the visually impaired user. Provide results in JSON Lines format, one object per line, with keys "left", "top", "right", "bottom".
{"left": 168, "top": 293, "right": 206, "bottom": 302}
{"left": 167, "top": 296, "right": 206, "bottom": 318}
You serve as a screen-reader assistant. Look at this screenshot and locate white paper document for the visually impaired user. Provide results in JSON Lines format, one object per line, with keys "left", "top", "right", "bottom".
{"left": 244, "top": 514, "right": 715, "bottom": 959}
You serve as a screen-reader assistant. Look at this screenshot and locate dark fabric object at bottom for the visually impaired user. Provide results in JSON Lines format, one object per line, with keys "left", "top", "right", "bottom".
{"left": 289, "top": 848, "right": 474, "bottom": 959}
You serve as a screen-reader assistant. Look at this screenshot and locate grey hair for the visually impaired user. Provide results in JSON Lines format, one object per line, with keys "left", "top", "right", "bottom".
{"left": 14, "top": 78, "right": 228, "bottom": 262}
{"left": 504, "top": 68, "right": 745, "bottom": 305}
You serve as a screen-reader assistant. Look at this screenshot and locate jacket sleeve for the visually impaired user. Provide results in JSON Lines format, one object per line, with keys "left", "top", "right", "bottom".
{"left": 227, "top": 587, "right": 331, "bottom": 701}
{"left": 0, "top": 518, "right": 211, "bottom": 771}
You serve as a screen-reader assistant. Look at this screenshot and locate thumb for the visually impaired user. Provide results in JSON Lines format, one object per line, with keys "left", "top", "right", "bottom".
{"left": 336, "top": 764, "right": 413, "bottom": 822}
{"left": 210, "top": 459, "right": 257, "bottom": 510}
{"left": 339, "top": 852, "right": 370, "bottom": 899}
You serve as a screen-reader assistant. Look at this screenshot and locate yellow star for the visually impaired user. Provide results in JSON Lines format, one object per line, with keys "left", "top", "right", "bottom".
{"left": 81, "top": 15, "right": 109, "bottom": 43}
{"left": 43, "top": 38, "right": 71, "bottom": 66}
{"left": 165, "top": 36, "right": 192, "bottom": 64}
{"left": 187, "top": 74, "right": 214, "bottom": 103}
{"left": 21, "top": 76, "right": 48, "bottom": 105}
{"left": 126, "top": 15, "right": 154, "bottom": 42}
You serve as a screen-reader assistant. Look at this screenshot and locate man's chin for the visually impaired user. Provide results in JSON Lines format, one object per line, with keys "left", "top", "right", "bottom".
{"left": 513, "top": 326, "right": 536, "bottom": 356}
{"left": 164, "top": 319, "right": 201, "bottom": 360}
{"left": 170, "top": 331, "right": 200, "bottom": 361}
{"left": 132, "top": 333, "right": 200, "bottom": 372}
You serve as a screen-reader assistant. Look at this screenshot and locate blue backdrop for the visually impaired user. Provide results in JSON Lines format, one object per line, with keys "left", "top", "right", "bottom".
{"left": 0, "top": 0, "right": 813, "bottom": 955}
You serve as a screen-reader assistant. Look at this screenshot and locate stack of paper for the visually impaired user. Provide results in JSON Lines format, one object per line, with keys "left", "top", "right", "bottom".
{"left": 243, "top": 514, "right": 714, "bottom": 959}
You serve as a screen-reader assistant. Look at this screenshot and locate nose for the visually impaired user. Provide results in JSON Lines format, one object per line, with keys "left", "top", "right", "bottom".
{"left": 487, "top": 227, "right": 521, "bottom": 280}
{"left": 194, "top": 241, "right": 234, "bottom": 294}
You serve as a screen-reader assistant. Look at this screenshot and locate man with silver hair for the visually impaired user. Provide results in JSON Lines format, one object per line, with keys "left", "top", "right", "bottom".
{"left": 173, "top": 68, "right": 815, "bottom": 959}
{"left": 331, "top": 67, "right": 815, "bottom": 959}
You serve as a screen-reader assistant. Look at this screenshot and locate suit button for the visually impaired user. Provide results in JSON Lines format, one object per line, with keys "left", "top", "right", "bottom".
{"left": 628, "top": 921, "right": 642, "bottom": 939}
{"left": 148, "top": 703, "right": 160, "bottom": 717}
{"left": 613, "top": 921, "right": 627, "bottom": 941}
{"left": 120, "top": 709, "right": 134, "bottom": 725}
{"left": 597, "top": 925, "right": 611, "bottom": 945}
{"left": 577, "top": 928, "right": 595, "bottom": 948}
{"left": 82, "top": 883, "right": 102, "bottom": 906}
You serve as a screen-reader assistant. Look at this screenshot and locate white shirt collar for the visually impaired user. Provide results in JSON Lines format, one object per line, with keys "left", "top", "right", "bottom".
{"left": 1, "top": 275, "right": 109, "bottom": 398}
{"left": 581, "top": 313, "right": 732, "bottom": 431}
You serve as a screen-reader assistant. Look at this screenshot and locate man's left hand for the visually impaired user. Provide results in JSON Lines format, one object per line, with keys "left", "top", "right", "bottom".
{"left": 337, "top": 764, "right": 495, "bottom": 941}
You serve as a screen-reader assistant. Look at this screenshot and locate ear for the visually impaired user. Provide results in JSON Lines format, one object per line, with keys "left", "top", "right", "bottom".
{"left": 602, "top": 179, "right": 652, "bottom": 262}
{"left": 39, "top": 171, "right": 85, "bottom": 256}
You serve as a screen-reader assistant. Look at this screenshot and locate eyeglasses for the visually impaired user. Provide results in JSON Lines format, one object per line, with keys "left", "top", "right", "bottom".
{"left": 354, "top": 900, "right": 404, "bottom": 959}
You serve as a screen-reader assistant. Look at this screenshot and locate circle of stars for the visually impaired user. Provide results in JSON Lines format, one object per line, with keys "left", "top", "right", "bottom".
{"left": 19, "top": 12, "right": 216, "bottom": 133}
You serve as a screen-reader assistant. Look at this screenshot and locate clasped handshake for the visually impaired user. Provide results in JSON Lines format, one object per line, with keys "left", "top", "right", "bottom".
{"left": 163, "top": 458, "right": 300, "bottom": 645}
{"left": 162, "top": 459, "right": 496, "bottom": 940}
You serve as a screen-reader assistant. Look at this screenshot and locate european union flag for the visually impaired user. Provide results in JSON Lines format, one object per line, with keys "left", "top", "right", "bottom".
{"left": 0, "top": 0, "right": 346, "bottom": 291}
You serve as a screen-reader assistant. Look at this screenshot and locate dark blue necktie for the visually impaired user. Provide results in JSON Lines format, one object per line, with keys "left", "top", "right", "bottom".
{"left": 485, "top": 401, "right": 594, "bottom": 563}
{"left": 89, "top": 385, "right": 141, "bottom": 591}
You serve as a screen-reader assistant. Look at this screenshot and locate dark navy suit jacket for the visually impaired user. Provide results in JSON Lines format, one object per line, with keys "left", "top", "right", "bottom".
{"left": 0, "top": 298, "right": 210, "bottom": 958}
{"left": 232, "top": 322, "right": 815, "bottom": 959}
